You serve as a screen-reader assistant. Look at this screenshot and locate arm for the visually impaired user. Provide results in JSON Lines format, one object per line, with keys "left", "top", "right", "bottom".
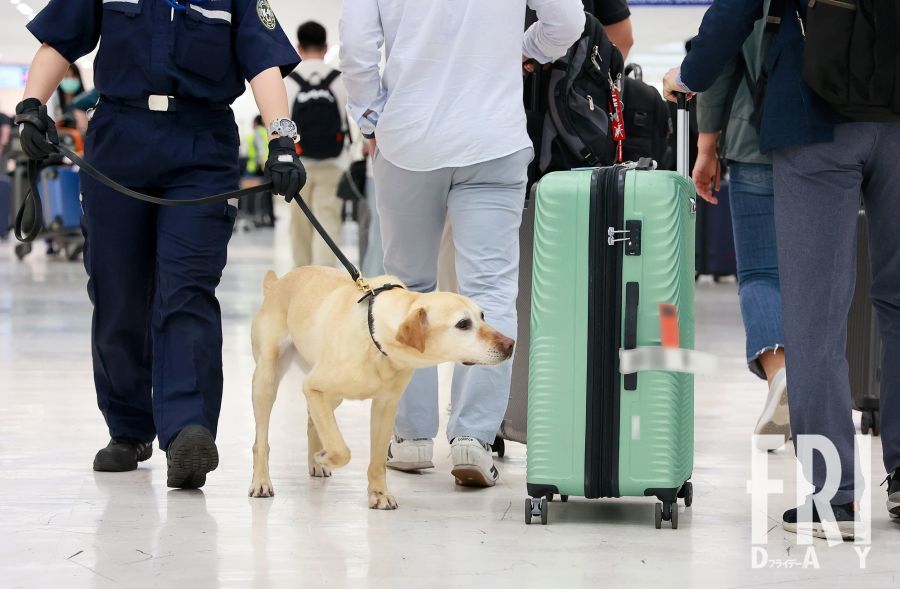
{"left": 524, "top": 0, "right": 586, "bottom": 64}
{"left": 248, "top": 67, "right": 291, "bottom": 137}
{"left": 680, "top": 0, "right": 762, "bottom": 93}
{"left": 339, "top": 0, "right": 386, "bottom": 136}
{"left": 604, "top": 18, "right": 634, "bottom": 60}
{"left": 23, "top": 44, "right": 71, "bottom": 105}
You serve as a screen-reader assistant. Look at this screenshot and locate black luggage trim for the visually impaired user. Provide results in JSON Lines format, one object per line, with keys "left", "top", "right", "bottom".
{"left": 623, "top": 282, "right": 639, "bottom": 391}
{"left": 584, "top": 166, "right": 625, "bottom": 499}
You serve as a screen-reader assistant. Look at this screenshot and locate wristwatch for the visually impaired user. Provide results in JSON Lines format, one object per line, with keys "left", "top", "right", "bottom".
{"left": 269, "top": 118, "right": 300, "bottom": 143}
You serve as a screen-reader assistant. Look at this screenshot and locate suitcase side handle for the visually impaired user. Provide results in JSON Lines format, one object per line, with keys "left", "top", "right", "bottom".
{"left": 623, "top": 282, "right": 639, "bottom": 391}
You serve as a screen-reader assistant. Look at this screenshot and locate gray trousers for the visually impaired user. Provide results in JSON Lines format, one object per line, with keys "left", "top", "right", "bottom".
{"left": 373, "top": 148, "right": 531, "bottom": 443}
{"left": 774, "top": 122, "right": 900, "bottom": 504}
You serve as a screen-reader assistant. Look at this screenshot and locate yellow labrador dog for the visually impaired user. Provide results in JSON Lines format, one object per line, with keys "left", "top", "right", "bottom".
{"left": 248, "top": 266, "right": 515, "bottom": 509}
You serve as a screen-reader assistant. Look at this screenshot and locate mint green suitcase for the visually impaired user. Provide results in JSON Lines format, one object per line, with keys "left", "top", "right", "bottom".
{"left": 525, "top": 102, "right": 697, "bottom": 529}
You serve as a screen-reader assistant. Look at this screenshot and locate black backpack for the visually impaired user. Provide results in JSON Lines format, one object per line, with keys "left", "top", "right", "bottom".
{"left": 768, "top": 0, "right": 900, "bottom": 121}
{"left": 620, "top": 64, "right": 672, "bottom": 168}
{"left": 289, "top": 70, "right": 346, "bottom": 159}
{"left": 538, "top": 12, "right": 625, "bottom": 174}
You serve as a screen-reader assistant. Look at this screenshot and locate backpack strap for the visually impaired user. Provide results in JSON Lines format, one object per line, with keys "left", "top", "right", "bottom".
{"left": 289, "top": 71, "right": 313, "bottom": 93}
{"left": 322, "top": 69, "right": 342, "bottom": 87}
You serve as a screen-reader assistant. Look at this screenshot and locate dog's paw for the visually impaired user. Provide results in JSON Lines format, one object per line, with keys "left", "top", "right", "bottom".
{"left": 308, "top": 462, "right": 332, "bottom": 478}
{"left": 315, "top": 448, "right": 350, "bottom": 469}
{"left": 248, "top": 479, "right": 275, "bottom": 498}
{"left": 368, "top": 490, "right": 398, "bottom": 510}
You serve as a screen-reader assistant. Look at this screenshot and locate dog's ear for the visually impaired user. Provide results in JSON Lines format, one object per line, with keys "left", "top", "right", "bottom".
{"left": 397, "top": 307, "right": 428, "bottom": 353}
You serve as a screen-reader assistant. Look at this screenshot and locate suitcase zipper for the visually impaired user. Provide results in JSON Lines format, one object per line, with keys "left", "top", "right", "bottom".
{"left": 585, "top": 166, "right": 624, "bottom": 498}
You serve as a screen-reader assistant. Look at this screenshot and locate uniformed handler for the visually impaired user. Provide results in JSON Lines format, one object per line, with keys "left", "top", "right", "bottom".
{"left": 16, "top": 0, "right": 306, "bottom": 489}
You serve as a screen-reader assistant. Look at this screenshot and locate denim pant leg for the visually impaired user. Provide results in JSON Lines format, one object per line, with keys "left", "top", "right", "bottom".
{"left": 727, "top": 162, "right": 785, "bottom": 379}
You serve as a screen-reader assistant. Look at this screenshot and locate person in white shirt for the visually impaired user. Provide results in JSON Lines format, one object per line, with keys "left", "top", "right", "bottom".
{"left": 287, "top": 21, "right": 351, "bottom": 268}
{"left": 340, "top": 0, "right": 584, "bottom": 487}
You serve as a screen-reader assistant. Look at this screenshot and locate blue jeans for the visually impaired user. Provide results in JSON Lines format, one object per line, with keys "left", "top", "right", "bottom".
{"left": 728, "top": 162, "right": 785, "bottom": 379}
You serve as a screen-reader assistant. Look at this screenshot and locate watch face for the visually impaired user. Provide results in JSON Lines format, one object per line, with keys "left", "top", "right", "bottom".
{"left": 272, "top": 118, "right": 297, "bottom": 138}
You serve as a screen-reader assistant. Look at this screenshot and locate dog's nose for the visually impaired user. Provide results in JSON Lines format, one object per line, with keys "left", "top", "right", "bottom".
{"left": 498, "top": 335, "right": 515, "bottom": 357}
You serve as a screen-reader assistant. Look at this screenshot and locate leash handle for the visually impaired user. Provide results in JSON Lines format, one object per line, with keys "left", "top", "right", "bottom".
{"left": 14, "top": 144, "right": 363, "bottom": 285}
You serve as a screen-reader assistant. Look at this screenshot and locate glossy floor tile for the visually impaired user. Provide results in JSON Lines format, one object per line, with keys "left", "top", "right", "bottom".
{"left": 1, "top": 205, "right": 898, "bottom": 588}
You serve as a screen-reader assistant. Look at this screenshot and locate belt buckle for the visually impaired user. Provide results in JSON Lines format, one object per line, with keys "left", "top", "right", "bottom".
{"left": 148, "top": 95, "right": 172, "bottom": 112}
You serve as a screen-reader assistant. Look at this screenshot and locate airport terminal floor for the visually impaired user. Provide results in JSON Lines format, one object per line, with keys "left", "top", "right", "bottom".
{"left": 2, "top": 205, "right": 898, "bottom": 589}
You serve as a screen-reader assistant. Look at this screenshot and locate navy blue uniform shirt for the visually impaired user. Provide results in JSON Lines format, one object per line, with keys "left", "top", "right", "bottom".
{"left": 28, "top": 0, "right": 300, "bottom": 105}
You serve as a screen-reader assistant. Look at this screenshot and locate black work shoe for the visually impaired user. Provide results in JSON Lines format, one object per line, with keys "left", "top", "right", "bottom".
{"left": 166, "top": 425, "right": 219, "bottom": 489}
{"left": 93, "top": 438, "right": 153, "bottom": 472}
{"left": 783, "top": 501, "right": 856, "bottom": 540}
{"left": 886, "top": 469, "right": 900, "bottom": 519}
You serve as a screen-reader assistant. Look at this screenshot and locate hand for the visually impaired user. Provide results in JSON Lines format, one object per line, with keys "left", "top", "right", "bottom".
{"left": 15, "top": 98, "right": 58, "bottom": 160}
{"left": 265, "top": 136, "right": 307, "bottom": 203}
{"left": 522, "top": 55, "right": 537, "bottom": 75}
{"left": 662, "top": 67, "right": 696, "bottom": 103}
{"left": 367, "top": 137, "right": 377, "bottom": 157}
{"left": 692, "top": 149, "right": 721, "bottom": 204}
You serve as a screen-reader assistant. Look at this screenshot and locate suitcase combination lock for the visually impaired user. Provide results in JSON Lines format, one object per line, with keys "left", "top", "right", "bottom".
{"left": 607, "top": 220, "right": 642, "bottom": 256}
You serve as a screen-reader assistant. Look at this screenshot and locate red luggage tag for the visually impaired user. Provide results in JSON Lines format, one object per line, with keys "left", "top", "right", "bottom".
{"left": 609, "top": 85, "right": 626, "bottom": 163}
{"left": 659, "top": 304, "right": 680, "bottom": 349}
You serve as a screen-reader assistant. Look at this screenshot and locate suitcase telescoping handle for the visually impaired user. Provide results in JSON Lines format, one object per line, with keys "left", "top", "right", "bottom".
{"left": 675, "top": 93, "right": 690, "bottom": 179}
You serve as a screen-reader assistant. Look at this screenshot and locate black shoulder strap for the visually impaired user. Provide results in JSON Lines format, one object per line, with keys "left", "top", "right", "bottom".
{"left": 323, "top": 69, "right": 342, "bottom": 87}
{"left": 289, "top": 71, "right": 313, "bottom": 94}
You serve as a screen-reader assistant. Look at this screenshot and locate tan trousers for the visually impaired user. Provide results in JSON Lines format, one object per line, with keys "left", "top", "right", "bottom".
{"left": 289, "top": 161, "right": 345, "bottom": 267}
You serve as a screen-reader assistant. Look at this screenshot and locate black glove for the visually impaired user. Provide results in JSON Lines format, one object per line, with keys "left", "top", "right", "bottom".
{"left": 264, "top": 136, "right": 306, "bottom": 203}
{"left": 15, "top": 98, "right": 59, "bottom": 161}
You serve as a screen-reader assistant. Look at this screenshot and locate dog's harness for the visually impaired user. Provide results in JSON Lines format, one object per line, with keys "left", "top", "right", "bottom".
{"left": 357, "top": 283, "right": 405, "bottom": 356}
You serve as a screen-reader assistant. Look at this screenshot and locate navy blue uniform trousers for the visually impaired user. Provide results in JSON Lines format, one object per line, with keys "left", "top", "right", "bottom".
{"left": 80, "top": 101, "right": 240, "bottom": 449}
{"left": 774, "top": 122, "right": 900, "bottom": 504}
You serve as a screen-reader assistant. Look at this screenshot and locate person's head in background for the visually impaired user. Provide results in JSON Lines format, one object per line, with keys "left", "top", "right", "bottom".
{"left": 297, "top": 21, "right": 327, "bottom": 61}
{"left": 253, "top": 115, "right": 264, "bottom": 128}
{"left": 57, "top": 64, "right": 83, "bottom": 106}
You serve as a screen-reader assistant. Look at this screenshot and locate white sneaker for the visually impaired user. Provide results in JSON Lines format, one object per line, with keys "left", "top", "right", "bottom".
{"left": 754, "top": 368, "right": 791, "bottom": 450}
{"left": 386, "top": 436, "right": 434, "bottom": 471}
{"left": 450, "top": 436, "right": 499, "bottom": 487}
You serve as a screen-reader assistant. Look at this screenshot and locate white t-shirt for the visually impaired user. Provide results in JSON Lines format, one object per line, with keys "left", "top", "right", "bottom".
{"left": 339, "top": 0, "right": 585, "bottom": 172}
{"left": 286, "top": 58, "right": 352, "bottom": 171}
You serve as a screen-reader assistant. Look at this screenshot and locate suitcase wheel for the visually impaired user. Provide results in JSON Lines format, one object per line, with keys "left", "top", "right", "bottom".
{"left": 656, "top": 500, "right": 679, "bottom": 530}
{"left": 492, "top": 436, "right": 505, "bottom": 458}
{"left": 15, "top": 243, "right": 32, "bottom": 261}
{"left": 560, "top": 495, "right": 569, "bottom": 503}
{"left": 861, "top": 410, "right": 880, "bottom": 437}
{"left": 677, "top": 482, "right": 693, "bottom": 508}
{"left": 525, "top": 496, "right": 548, "bottom": 525}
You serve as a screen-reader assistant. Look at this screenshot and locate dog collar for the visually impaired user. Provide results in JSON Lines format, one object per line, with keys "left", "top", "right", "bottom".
{"left": 357, "top": 283, "right": 405, "bottom": 356}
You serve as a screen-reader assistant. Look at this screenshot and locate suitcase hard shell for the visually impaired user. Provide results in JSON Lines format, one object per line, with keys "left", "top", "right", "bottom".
{"left": 39, "top": 166, "right": 81, "bottom": 230}
{"left": 525, "top": 166, "right": 695, "bottom": 509}
{"left": 0, "top": 175, "right": 11, "bottom": 240}
{"left": 695, "top": 180, "right": 736, "bottom": 279}
{"left": 846, "top": 209, "right": 881, "bottom": 435}
{"left": 499, "top": 192, "right": 536, "bottom": 445}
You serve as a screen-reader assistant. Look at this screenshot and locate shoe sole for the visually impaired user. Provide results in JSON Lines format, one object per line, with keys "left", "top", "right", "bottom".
{"left": 451, "top": 465, "right": 497, "bottom": 488}
{"left": 755, "top": 381, "right": 790, "bottom": 450}
{"left": 167, "top": 426, "right": 219, "bottom": 489}
{"left": 386, "top": 461, "right": 434, "bottom": 472}
{"left": 888, "top": 494, "right": 900, "bottom": 519}
{"left": 92, "top": 445, "right": 153, "bottom": 472}
{"left": 783, "top": 521, "right": 855, "bottom": 540}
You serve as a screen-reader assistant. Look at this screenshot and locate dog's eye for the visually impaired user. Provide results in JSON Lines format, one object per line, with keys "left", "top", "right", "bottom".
{"left": 455, "top": 319, "right": 472, "bottom": 331}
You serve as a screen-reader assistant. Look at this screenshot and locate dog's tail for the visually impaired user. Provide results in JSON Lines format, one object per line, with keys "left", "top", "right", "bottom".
{"left": 263, "top": 270, "right": 278, "bottom": 294}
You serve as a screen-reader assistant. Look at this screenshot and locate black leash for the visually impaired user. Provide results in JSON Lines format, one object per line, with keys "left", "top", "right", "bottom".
{"left": 15, "top": 143, "right": 364, "bottom": 286}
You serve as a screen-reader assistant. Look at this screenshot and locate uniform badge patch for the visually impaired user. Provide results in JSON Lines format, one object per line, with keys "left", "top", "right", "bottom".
{"left": 257, "top": 0, "right": 277, "bottom": 30}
